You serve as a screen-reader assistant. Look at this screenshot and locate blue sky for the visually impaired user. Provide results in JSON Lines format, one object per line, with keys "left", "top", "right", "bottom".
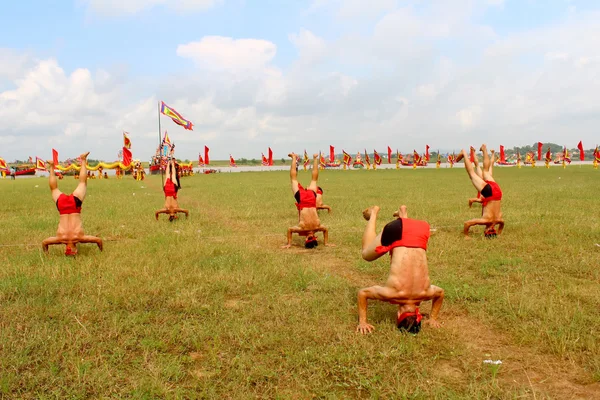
{"left": 1, "top": 0, "right": 599, "bottom": 161}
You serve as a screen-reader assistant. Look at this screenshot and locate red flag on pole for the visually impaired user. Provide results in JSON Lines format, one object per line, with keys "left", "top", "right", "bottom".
{"left": 537, "top": 142, "right": 543, "bottom": 160}
{"left": 329, "top": 145, "right": 335, "bottom": 163}
{"left": 198, "top": 153, "right": 204, "bottom": 167}
{"left": 469, "top": 146, "right": 475, "bottom": 163}
{"left": 373, "top": 150, "right": 382, "bottom": 165}
{"left": 52, "top": 149, "right": 59, "bottom": 165}
{"left": 204, "top": 146, "right": 210, "bottom": 165}
{"left": 387, "top": 146, "right": 392, "bottom": 163}
{"left": 577, "top": 141, "right": 584, "bottom": 161}
{"left": 122, "top": 147, "right": 132, "bottom": 167}
{"left": 499, "top": 145, "right": 505, "bottom": 163}
{"left": 229, "top": 155, "right": 237, "bottom": 167}
{"left": 425, "top": 145, "right": 430, "bottom": 161}
{"left": 261, "top": 153, "right": 269, "bottom": 166}
{"left": 268, "top": 147, "right": 273, "bottom": 166}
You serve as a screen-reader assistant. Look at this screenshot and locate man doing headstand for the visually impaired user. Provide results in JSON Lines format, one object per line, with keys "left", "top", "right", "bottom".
{"left": 42, "top": 152, "right": 103, "bottom": 255}
{"left": 282, "top": 153, "right": 332, "bottom": 249}
{"left": 456, "top": 145, "right": 504, "bottom": 238}
{"left": 155, "top": 159, "right": 189, "bottom": 221}
{"left": 467, "top": 150, "right": 495, "bottom": 208}
{"left": 356, "top": 205, "right": 444, "bottom": 334}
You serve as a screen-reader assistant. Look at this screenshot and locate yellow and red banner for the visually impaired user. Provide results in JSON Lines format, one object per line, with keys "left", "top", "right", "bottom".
{"left": 343, "top": 150, "right": 351, "bottom": 166}
{"left": 0, "top": 158, "right": 6, "bottom": 169}
{"left": 36, "top": 157, "right": 46, "bottom": 170}
{"left": 123, "top": 132, "right": 132, "bottom": 149}
{"left": 160, "top": 101, "right": 193, "bottom": 130}
{"left": 373, "top": 150, "right": 382, "bottom": 165}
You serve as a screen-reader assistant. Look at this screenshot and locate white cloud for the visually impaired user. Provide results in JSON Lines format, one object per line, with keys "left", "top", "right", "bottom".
{"left": 177, "top": 36, "right": 277, "bottom": 73}
{"left": 289, "top": 29, "right": 328, "bottom": 65}
{"left": 81, "top": 0, "right": 221, "bottom": 16}
{"left": 456, "top": 106, "right": 482, "bottom": 129}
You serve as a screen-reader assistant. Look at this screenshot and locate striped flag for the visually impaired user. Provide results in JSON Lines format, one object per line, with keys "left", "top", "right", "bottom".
{"left": 36, "top": 157, "right": 46, "bottom": 170}
{"left": 160, "top": 101, "right": 193, "bottom": 130}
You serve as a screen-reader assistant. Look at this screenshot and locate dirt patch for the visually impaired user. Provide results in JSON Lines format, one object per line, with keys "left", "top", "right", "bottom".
{"left": 443, "top": 311, "right": 599, "bottom": 399}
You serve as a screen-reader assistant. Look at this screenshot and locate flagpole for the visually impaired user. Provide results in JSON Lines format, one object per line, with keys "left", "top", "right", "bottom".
{"left": 158, "top": 101, "right": 164, "bottom": 187}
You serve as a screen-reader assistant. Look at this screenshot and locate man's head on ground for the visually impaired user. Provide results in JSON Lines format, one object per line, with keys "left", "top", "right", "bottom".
{"left": 168, "top": 213, "right": 178, "bottom": 222}
{"left": 397, "top": 305, "right": 422, "bottom": 334}
{"left": 484, "top": 227, "right": 497, "bottom": 239}
{"left": 65, "top": 244, "right": 78, "bottom": 257}
{"left": 305, "top": 232, "right": 318, "bottom": 249}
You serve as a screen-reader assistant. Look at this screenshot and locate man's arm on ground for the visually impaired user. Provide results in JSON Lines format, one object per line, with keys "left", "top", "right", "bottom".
{"left": 42, "top": 237, "right": 61, "bottom": 253}
{"left": 175, "top": 208, "right": 189, "bottom": 218}
{"left": 357, "top": 286, "right": 400, "bottom": 334}
{"left": 281, "top": 227, "right": 296, "bottom": 249}
{"left": 424, "top": 285, "right": 444, "bottom": 328}
{"left": 317, "top": 205, "right": 332, "bottom": 213}
{"left": 155, "top": 209, "right": 167, "bottom": 220}
{"left": 463, "top": 218, "right": 489, "bottom": 236}
{"left": 319, "top": 226, "right": 335, "bottom": 247}
{"left": 496, "top": 220, "right": 505, "bottom": 234}
{"left": 79, "top": 235, "right": 103, "bottom": 251}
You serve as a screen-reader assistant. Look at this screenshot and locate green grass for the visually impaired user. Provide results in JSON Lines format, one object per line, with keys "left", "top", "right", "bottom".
{"left": 0, "top": 167, "right": 599, "bottom": 398}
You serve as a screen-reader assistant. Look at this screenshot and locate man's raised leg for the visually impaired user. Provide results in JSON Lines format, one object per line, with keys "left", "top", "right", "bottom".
{"left": 481, "top": 144, "right": 495, "bottom": 182}
{"left": 73, "top": 152, "right": 89, "bottom": 201}
{"left": 361, "top": 206, "right": 384, "bottom": 261}
{"left": 457, "top": 149, "right": 487, "bottom": 192}
{"left": 473, "top": 156, "right": 483, "bottom": 180}
{"left": 392, "top": 205, "right": 408, "bottom": 219}
{"left": 307, "top": 153, "right": 319, "bottom": 192}
{"left": 288, "top": 153, "right": 300, "bottom": 195}
{"left": 47, "top": 161, "right": 62, "bottom": 202}
{"left": 483, "top": 148, "right": 495, "bottom": 181}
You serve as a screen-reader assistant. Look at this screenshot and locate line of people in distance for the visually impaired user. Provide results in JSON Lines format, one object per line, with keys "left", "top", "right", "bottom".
{"left": 42, "top": 145, "right": 504, "bottom": 335}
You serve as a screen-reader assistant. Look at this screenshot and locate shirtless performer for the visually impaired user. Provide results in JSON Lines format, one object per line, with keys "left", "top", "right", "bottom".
{"left": 155, "top": 159, "right": 189, "bottom": 221}
{"left": 467, "top": 149, "right": 495, "bottom": 208}
{"left": 42, "top": 152, "right": 103, "bottom": 255}
{"left": 456, "top": 145, "right": 504, "bottom": 238}
{"left": 356, "top": 205, "right": 444, "bottom": 334}
{"left": 282, "top": 153, "right": 332, "bottom": 249}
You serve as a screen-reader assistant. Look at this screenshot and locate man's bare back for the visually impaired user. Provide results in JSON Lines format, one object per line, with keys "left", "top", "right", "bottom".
{"left": 357, "top": 206, "right": 444, "bottom": 334}
{"left": 42, "top": 152, "right": 103, "bottom": 255}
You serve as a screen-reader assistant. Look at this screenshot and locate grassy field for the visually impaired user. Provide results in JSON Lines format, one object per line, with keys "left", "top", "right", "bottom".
{"left": 0, "top": 166, "right": 598, "bottom": 399}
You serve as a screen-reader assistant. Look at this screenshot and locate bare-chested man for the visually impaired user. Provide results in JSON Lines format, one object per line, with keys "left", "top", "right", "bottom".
{"left": 456, "top": 145, "right": 504, "bottom": 238}
{"left": 467, "top": 150, "right": 495, "bottom": 208}
{"left": 42, "top": 152, "right": 103, "bottom": 256}
{"left": 356, "top": 205, "right": 444, "bottom": 334}
{"left": 282, "top": 153, "right": 332, "bottom": 249}
{"left": 155, "top": 159, "right": 189, "bottom": 221}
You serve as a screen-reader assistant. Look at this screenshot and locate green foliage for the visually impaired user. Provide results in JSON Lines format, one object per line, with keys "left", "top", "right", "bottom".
{"left": 0, "top": 167, "right": 598, "bottom": 397}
